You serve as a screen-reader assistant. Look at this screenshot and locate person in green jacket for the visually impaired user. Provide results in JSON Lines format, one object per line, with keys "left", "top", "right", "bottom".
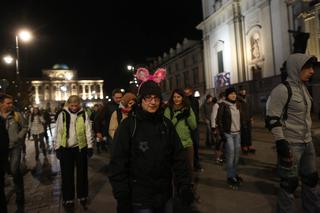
{"left": 54, "top": 95, "right": 94, "bottom": 210}
{"left": 164, "top": 88, "right": 197, "bottom": 177}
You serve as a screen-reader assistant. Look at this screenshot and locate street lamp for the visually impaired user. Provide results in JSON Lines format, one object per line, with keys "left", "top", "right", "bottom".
{"left": 15, "top": 29, "right": 33, "bottom": 77}
{"left": 127, "top": 65, "right": 134, "bottom": 72}
{"left": 3, "top": 55, "right": 14, "bottom": 64}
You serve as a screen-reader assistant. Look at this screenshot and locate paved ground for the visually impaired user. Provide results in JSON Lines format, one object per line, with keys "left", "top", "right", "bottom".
{"left": 5, "top": 116, "right": 320, "bottom": 213}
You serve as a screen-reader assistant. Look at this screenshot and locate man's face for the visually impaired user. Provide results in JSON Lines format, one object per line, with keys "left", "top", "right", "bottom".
{"left": 68, "top": 102, "right": 81, "bottom": 113}
{"left": 141, "top": 95, "right": 160, "bottom": 113}
{"left": 239, "top": 89, "right": 246, "bottom": 96}
{"left": 0, "top": 98, "right": 13, "bottom": 113}
{"left": 113, "top": 92, "right": 123, "bottom": 104}
{"left": 300, "top": 67, "right": 315, "bottom": 82}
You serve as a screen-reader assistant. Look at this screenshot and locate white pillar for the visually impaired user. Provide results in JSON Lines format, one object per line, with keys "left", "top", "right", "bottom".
{"left": 99, "top": 84, "right": 103, "bottom": 99}
{"left": 88, "top": 84, "right": 92, "bottom": 99}
{"left": 35, "top": 85, "right": 40, "bottom": 104}
{"left": 82, "top": 84, "right": 86, "bottom": 100}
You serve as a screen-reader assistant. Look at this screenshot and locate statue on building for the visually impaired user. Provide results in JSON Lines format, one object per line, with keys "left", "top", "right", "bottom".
{"left": 251, "top": 33, "right": 261, "bottom": 60}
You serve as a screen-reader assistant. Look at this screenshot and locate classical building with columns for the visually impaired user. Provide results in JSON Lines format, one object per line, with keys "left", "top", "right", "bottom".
{"left": 198, "top": 0, "right": 320, "bottom": 114}
{"left": 31, "top": 64, "right": 104, "bottom": 110}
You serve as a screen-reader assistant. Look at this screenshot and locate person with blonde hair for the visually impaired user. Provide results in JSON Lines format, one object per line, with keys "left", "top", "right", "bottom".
{"left": 54, "top": 95, "right": 94, "bottom": 210}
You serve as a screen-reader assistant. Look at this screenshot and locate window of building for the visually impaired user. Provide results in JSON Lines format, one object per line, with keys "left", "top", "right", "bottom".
{"left": 176, "top": 74, "right": 180, "bottom": 88}
{"left": 175, "top": 62, "right": 179, "bottom": 71}
{"left": 184, "top": 71, "right": 189, "bottom": 86}
{"left": 217, "top": 51, "right": 224, "bottom": 73}
{"left": 183, "top": 58, "right": 187, "bottom": 68}
{"left": 192, "top": 55, "right": 197, "bottom": 64}
{"left": 193, "top": 68, "right": 199, "bottom": 84}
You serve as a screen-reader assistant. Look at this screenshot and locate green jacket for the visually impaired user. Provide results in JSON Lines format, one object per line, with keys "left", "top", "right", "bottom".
{"left": 164, "top": 107, "right": 197, "bottom": 148}
{"left": 55, "top": 109, "right": 94, "bottom": 150}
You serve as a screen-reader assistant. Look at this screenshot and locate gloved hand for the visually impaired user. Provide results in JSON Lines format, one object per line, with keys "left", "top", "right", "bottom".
{"left": 176, "top": 109, "right": 190, "bottom": 121}
{"left": 55, "top": 148, "right": 62, "bottom": 160}
{"left": 87, "top": 148, "right": 93, "bottom": 158}
{"left": 117, "top": 200, "right": 132, "bottom": 213}
{"left": 276, "top": 139, "right": 291, "bottom": 158}
{"left": 179, "top": 184, "right": 195, "bottom": 205}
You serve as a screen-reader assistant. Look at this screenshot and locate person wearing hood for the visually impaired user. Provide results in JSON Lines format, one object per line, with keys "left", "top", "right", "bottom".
{"left": 216, "top": 87, "right": 242, "bottom": 188}
{"left": 266, "top": 53, "right": 320, "bottom": 213}
{"left": 54, "top": 95, "right": 94, "bottom": 210}
{"left": 109, "top": 80, "right": 194, "bottom": 213}
{"left": 108, "top": 92, "right": 136, "bottom": 140}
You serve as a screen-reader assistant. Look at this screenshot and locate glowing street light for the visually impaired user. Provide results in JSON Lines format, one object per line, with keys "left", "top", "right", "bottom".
{"left": 15, "top": 29, "right": 33, "bottom": 77}
{"left": 127, "top": 65, "right": 134, "bottom": 71}
{"left": 3, "top": 55, "right": 14, "bottom": 64}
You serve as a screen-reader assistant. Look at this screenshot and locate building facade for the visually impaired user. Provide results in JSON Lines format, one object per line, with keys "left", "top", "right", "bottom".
{"left": 198, "top": 0, "right": 320, "bottom": 114}
{"left": 31, "top": 64, "right": 104, "bottom": 110}
{"left": 149, "top": 38, "right": 206, "bottom": 100}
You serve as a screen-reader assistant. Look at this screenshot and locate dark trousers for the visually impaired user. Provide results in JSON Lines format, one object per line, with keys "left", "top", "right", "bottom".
{"left": 60, "top": 147, "right": 88, "bottom": 202}
{"left": 192, "top": 127, "right": 201, "bottom": 168}
{"left": 8, "top": 146, "right": 24, "bottom": 206}
{"left": 240, "top": 121, "right": 252, "bottom": 147}
{"left": 133, "top": 199, "right": 173, "bottom": 213}
{"left": 0, "top": 170, "right": 7, "bottom": 213}
{"left": 33, "top": 133, "right": 46, "bottom": 160}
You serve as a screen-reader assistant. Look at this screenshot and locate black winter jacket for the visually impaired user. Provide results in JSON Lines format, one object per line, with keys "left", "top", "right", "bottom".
{"left": 109, "top": 107, "right": 191, "bottom": 209}
{"left": 216, "top": 101, "right": 241, "bottom": 134}
{"left": 0, "top": 116, "right": 9, "bottom": 173}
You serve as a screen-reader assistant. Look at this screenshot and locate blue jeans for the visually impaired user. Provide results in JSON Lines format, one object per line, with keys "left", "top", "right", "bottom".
{"left": 8, "top": 145, "right": 25, "bottom": 206}
{"left": 224, "top": 133, "right": 241, "bottom": 178}
{"left": 192, "top": 127, "right": 201, "bottom": 168}
{"left": 133, "top": 199, "right": 173, "bottom": 213}
{"left": 277, "top": 142, "right": 320, "bottom": 213}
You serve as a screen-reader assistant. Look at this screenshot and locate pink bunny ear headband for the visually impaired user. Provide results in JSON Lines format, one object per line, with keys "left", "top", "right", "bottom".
{"left": 135, "top": 67, "right": 167, "bottom": 84}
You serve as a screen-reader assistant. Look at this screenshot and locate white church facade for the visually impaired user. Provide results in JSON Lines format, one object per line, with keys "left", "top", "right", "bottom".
{"left": 198, "top": 0, "right": 320, "bottom": 113}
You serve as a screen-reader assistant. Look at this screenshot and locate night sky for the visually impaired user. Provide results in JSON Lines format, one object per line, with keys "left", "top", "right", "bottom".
{"left": 0, "top": 0, "right": 202, "bottom": 92}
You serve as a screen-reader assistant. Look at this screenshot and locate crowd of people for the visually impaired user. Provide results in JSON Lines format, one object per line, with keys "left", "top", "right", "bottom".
{"left": 0, "top": 53, "right": 319, "bottom": 213}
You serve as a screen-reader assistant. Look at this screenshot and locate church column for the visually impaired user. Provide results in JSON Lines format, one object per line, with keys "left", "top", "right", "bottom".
{"left": 35, "top": 84, "right": 40, "bottom": 104}
{"left": 82, "top": 84, "right": 86, "bottom": 100}
{"left": 88, "top": 84, "right": 92, "bottom": 99}
{"left": 99, "top": 83, "right": 103, "bottom": 99}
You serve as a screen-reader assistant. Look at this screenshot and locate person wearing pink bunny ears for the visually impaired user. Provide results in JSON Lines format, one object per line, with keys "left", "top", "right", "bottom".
{"left": 109, "top": 68, "right": 195, "bottom": 213}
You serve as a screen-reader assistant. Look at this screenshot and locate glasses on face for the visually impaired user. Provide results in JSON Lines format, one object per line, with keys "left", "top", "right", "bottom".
{"left": 144, "top": 95, "right": 160, "bottom": 103}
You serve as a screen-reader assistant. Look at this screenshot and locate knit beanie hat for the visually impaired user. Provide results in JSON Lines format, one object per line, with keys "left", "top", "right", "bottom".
{"left": 120, "top": 92, "right": 136, "bottom": 108}
{"left": 138, "top": 80, "right": 162, "bottom": 99}
{"left": 225, "top": 86, "right": 236, "bottom": 97}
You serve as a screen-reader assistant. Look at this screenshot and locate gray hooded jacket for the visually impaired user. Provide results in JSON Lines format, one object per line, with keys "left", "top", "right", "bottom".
{"left": 266, "top": 53, "right": 313, "bottom": 144}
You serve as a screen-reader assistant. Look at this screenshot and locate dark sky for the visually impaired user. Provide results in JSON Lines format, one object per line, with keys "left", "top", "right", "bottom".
{"left": 0, "top": 0, "right": 202, "bottom": 92}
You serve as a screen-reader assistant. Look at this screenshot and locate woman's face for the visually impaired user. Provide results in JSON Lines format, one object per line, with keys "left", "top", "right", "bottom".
{"left": 173, "top": 92, "right": 183, "bottom": 106}
{"left": 227, "top": 92, "right": 237, "bottom": 101}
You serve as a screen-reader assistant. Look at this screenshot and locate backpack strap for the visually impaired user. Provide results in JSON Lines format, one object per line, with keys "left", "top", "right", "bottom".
{"left": 129, "top": 112, "right": 137, "bottom": 139}
{"left": 265, "top": 81, "right": 292, "bottom": 131}
{"left": 62, "top": 110, "right": 70, "bottom": 139}
{"left": 282, "top": 81, "right": 292, "bottom": 121}
{"left": 116, "top": 108, "right": 123, "bottom": 126}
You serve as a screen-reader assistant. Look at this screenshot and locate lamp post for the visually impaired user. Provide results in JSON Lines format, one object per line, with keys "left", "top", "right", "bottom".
{"left": 15, "top": 29, "right": 32, "bottom": 79}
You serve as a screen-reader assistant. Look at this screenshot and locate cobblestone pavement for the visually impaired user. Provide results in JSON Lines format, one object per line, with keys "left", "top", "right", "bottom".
{"left": 5, "top": 117, "right": 320, "bottom": 213}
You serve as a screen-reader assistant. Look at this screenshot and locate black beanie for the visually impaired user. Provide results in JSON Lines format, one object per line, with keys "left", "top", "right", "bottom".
{"left": 138, "top": 80, "right": 162, "bottom": 99}
{"left": 225, "top": 86, "right": 236, "bottom": 97}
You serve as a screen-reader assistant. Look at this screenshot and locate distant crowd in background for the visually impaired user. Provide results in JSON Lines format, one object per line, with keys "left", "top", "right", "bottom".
{"left": 0, "top": 53, "right": 320, "bottom": 213}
